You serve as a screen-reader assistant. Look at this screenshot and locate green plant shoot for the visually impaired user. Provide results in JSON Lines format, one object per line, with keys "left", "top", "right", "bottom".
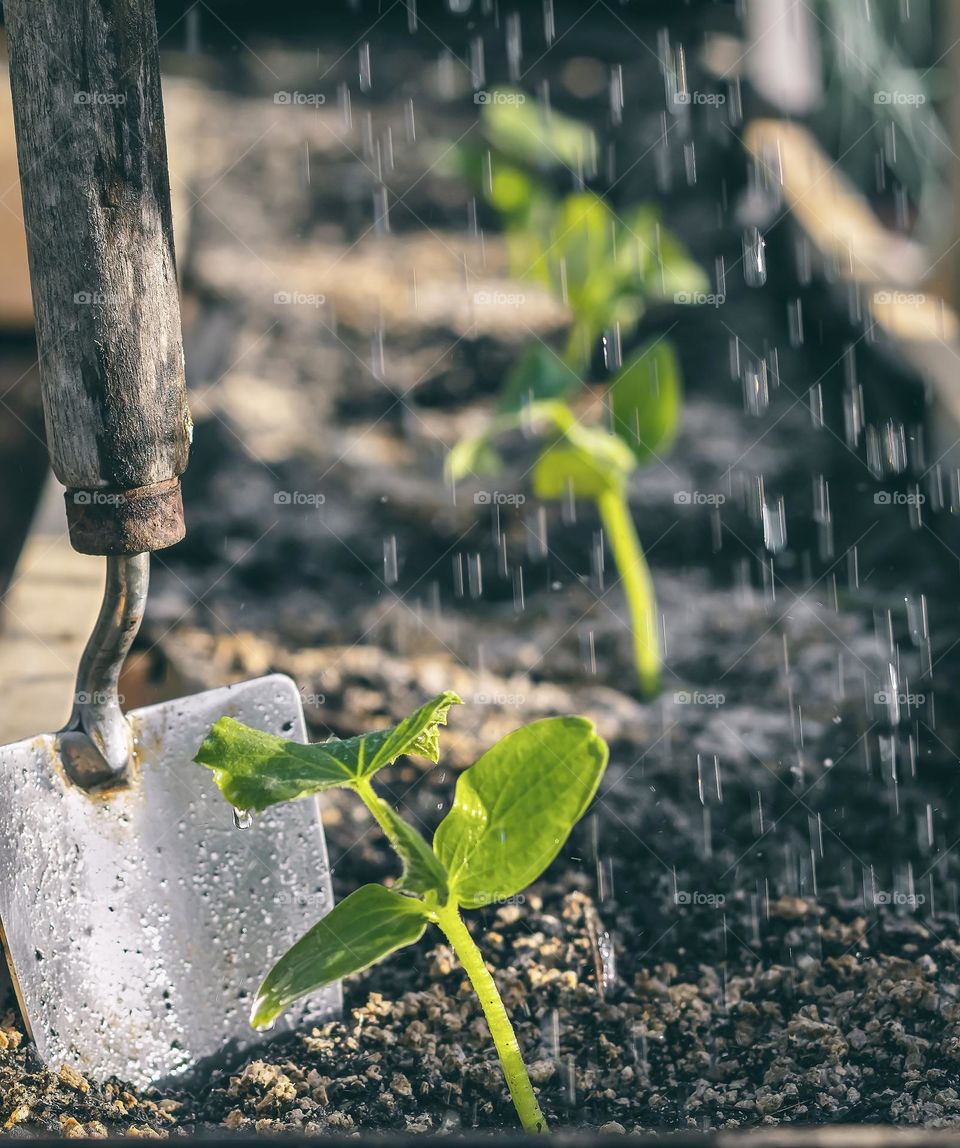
{"left": 448, "top": 90, "right": 705, "bottom": 695}
{"left": 196, "top": 692, "right": 609, "bottom": 1134}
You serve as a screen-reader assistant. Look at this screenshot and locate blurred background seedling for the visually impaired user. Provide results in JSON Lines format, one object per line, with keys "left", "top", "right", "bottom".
{"left": 448, "top": 91, "right": 707, "bottom": 695}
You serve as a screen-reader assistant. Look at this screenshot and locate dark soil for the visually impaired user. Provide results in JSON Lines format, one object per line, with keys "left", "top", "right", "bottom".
{"left": 4, "top": 0, "right": 960, "bottom": 1136}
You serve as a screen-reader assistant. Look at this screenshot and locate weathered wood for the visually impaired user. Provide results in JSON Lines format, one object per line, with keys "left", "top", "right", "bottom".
{"left": 4, "top": 0, "right": 191, "bottom": 554}
{"left": 0, "top": 478, "right": 104, "bottom": 744}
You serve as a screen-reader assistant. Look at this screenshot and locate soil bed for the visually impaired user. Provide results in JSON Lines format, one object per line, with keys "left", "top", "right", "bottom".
{"left": 3, "top": 1, "right": 960, "bottom": 1137}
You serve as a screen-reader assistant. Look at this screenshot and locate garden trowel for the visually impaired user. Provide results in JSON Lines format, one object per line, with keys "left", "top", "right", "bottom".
{"left": 0, "top": 0, "right": 339, "bottom": 1087}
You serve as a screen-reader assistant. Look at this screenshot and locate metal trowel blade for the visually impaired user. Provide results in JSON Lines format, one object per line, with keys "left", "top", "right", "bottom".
{"left": 0, "top": 673, "right": 340, "bottom": 1088}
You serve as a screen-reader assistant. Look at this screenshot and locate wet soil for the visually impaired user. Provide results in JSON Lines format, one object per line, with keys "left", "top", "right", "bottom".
{"left": 4, "top": 0, "right": 960, "bottom": 1136}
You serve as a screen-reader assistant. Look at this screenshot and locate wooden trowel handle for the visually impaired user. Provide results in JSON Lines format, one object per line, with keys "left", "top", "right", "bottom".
{"left": 5, "top": 0, "right": 191, "bottom": 556}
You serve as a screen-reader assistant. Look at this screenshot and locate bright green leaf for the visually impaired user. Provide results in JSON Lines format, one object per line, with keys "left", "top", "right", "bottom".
{"left": 533, "top": 423, "right": 636, "bottom": 500}
{"left": 610, "top": 340, "right": 682, "bottom": 462}
{"left": 434, "top": 716, "right": 609, "bottom": 909}
{"left": 195, "top": 691, "right": 462, "bottom": 811}
{"left": 251, "top": 884, "right": 427, "bottom": 1029}
{"left": 481, "top": 92, "right": 597, "bottom": 172}
{"left": 487, "top": 159, "right": 536, "bottom": 219}
{"left": 548, "top": 193, "right": 614, "bottom": 311}
{"left": 497, "top": 344, "right": 582, "bottom": 415}
{"left": 371, "top": 691, "right": 462, "bottom": 769}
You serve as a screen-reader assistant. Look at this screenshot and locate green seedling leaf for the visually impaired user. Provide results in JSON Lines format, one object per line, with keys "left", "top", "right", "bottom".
{"left": 610, "top": 340, "right": 682, "bottom": 462}
{"left": 533, "top": 423, "right": 636, "bottom": 500}
{"left": 375, "top": 691, "right": 461, "bottom": 766}
{"left": 195, "top": 691, "right": 462, "bottom": 811}
{"left": 619, "top": 207, "right": 707, "bottom": 301}
{"left": 446, "top": 399, "right": 576, "bottom": 487}
{"left": 446, "top": 434, "right": 503, "bottom": 483}
{"left": 547, "top": 192, "right": 614, "bottom": 313}
{"left": 545, "top": 193, "right": 656, "bottom": 356}
{"left": 487, "top": 159, "right": 536, "bottom": 220}
{"left": 251, "top": 884, "right": 427, "bottom": 1029}
{"left": 434, "top": 716, "right": 609, "bottom": 909}
{"left": 481, "top": 91, "right": 597, "bottom": 172}
{"left": 497, "top": 344, "right": 582, "bottom": 415}
{"left": 652, "top": 229, "right": 710, "bottom": 300}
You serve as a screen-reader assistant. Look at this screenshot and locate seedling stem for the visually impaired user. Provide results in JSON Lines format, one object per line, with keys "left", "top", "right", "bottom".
{"left": 596, "top": 488, "right": 660, "bottom": 695}
{"left": 433, "top": 901, "right": 549, "bottom": 1135}
{"left": 355, "top": 774, "right": 547, "bottom": 1131}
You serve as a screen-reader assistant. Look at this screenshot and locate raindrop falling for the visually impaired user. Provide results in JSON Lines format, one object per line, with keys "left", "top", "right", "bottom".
{"left": 787, "top": 298, "right": 804, "bottom": 346}
{"left": 467, "top": 553, "right": 483, "bottom": 599}
{"left": 185, "top": 6, "right": 201, "bottom": 53}
{"left": 543, "top": 0, "right": 555, "bottom": 44}
{"left": 740, "top": 351, "right": 769, "bottom": 416}
{"left": 506, "top": 13, "right": 523, "bottom": 81}
{"left": 338, "top": 82, "right": 352, "bottom": 131}
{"left": 762, "top": 494, "right": 787, "bottom": 554}
{"left": 358, "top": 42, "right": 372, "bottom": 92}
{"left": 742, "top": 226, "right": 767, "bottom": 287}
{"left": 470, "top": 36, "right": 485, "bottom": 89}
{"left": 384, "top": 536, "right": 399, "bottom": 585}
{"left": 610, "top": 65, "right": 624, "bottom": 125}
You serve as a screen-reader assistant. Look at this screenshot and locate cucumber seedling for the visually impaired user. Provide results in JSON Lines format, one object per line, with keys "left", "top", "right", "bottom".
{"left": 196, "top": 691, "right": 609, "bottom": 1133}
{"left": 451, "top": 91, "right": 707, "bottom": 694}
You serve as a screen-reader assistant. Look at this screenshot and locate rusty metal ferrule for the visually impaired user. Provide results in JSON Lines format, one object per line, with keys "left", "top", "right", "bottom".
{"left": 64, "top": 477, "right": 185, "bottom": 556}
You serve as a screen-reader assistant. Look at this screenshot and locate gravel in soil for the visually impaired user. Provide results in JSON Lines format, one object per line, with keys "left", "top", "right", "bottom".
{"left": 4, "top": 888, "right": 960, "bottom": 1135}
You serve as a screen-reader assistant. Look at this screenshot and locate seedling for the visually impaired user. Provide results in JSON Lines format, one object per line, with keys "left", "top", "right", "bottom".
{"left": 196, "top": 691, "right": 609, "bottom": 1133}
{"left": 450, "top": 92, "right": 706, "bottom": 694}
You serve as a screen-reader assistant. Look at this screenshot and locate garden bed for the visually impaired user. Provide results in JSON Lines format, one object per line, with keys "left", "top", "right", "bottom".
{"left": 3, "top": 1, "right": 960, "bottom": 1136}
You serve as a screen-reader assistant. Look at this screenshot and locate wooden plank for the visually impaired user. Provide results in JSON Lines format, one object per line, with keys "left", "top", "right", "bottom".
{"left": 0, "top": 478, "right": 104, "bottom": 743}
